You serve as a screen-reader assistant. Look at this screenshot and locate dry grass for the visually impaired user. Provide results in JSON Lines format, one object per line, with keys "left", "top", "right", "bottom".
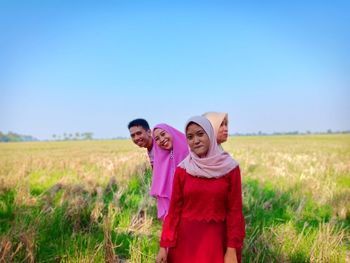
{"left": 0, "top": 135, "right": 349, "bottom": 262}
{"left": 226, "top": 135, "right": 350, "bottom": 216}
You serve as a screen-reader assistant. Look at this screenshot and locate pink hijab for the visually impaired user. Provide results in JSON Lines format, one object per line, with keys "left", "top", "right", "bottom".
{"left": 150, "top": 123, "right": 189, "bottom": 220}
{"left": 179, "top": 116, "right": 238, "bottom": 178}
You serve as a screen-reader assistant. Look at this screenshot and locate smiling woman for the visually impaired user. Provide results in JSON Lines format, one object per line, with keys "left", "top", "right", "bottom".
{"left": 150, "top": 124, "right": 189, "bottom": 220}
{"left": 154, "top": 128, "right": 173, "bottom": 151}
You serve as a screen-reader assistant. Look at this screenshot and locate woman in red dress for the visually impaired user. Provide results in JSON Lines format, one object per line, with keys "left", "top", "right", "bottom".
{"left": 156, "top": 116, "right": 245, "bottom": 263}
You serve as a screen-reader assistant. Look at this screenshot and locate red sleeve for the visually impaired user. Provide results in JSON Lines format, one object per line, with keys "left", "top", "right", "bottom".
{"left": 226, "top": 166, "right": 245, "bottom": 248}
{"left": 160, "top": 167, "right": 184, "bottom": 247}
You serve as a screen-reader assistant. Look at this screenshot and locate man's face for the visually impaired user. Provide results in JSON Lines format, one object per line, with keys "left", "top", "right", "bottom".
{"left": 129, "top": 126, "right": 152, "bottom": 148}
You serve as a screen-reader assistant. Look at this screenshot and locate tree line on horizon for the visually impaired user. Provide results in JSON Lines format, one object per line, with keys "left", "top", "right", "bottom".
{"left": 0, "top": 131, "right": 38, "bottom": 142}
{"left": 232, "top": 129, "right": 350, "bottom": 136}
{"left": 1, "top": 130, "right": 349, "bottom": 142}
{"left": 51, "top": 132, "right": 94, "bottom": 141}
{"left": 0, "top": 132, "right": 94, "bottom": 142}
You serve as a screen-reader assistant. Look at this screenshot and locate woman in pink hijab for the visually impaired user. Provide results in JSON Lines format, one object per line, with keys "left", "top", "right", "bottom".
{"left": 151, "top": 123, "right": 189, "bottom": 221}
{"left": 156, "top": 116, "right": 245, "bottom": 263}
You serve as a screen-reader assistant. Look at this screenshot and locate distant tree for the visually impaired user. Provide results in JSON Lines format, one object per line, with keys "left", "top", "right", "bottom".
{"left": 82, "top": 132, "right": 93, "bottom": 140}
{"left": 0, "top": 131, "right": 9, "bottom": 142}
{"left": 327, "top": 129, "right": 333, "bottom": 134}
{"left": 0, "top": 131, "right": 37, "bottom": 142}
{"left": 8, "top": 132, "right": 21, "bottom": 142}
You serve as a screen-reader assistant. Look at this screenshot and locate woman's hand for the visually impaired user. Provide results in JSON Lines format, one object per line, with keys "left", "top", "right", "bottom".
{"left": 224, "top": 247, "right": 238, "bottom": 263}
{"left": 156, "top": 247, "right": 167, "bottom": 263}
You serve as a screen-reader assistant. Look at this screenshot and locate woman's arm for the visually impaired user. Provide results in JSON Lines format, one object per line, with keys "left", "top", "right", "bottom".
{"left": 156, "top": 247, "right": 167, "bottom": 263}
{"left": 224, "top": 247, "right": 238, "bottom": 263}
{"left": 159, "top": 167, "right": 185, "bottom": 247}
{"left": 226, "top": 166, "right": 245, "bottom": 249}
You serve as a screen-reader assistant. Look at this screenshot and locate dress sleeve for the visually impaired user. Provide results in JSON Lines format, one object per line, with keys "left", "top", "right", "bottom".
{"left": 160, "top": 167, "right": 184, "bottom": 247}
{"left": 226, "top": 166, "right": 246, "bottom": 248}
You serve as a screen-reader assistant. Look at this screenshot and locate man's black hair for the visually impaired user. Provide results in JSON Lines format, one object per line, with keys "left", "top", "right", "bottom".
{"left": 128, "top": 118, "right": 150, "bottom": 130}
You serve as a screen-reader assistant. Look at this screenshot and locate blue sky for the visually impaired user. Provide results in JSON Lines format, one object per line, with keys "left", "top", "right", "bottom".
{"left": 1, "top": 0, "right": 349, "bottom": 139}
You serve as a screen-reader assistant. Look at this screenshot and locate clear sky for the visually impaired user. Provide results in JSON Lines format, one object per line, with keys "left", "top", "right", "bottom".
{"left": 1, "top": 0, "right": 349, "bottom": 139}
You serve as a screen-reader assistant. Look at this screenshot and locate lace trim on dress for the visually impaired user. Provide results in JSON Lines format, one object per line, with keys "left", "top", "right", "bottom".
{"left": 181, "top": 215, "right": 226, "bottom": 222}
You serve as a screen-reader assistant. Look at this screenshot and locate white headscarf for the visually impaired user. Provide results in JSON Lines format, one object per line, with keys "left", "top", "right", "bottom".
{"left": 202, "top": 112, "right": 228, "bottom": 138}
{"left": 179, "top": 116, "right": 238, "bottom": 178}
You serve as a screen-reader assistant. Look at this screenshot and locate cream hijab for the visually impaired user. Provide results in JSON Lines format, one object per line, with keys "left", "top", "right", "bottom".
{"left": 179, "top": 116, "right": 238, "bottom": 178}
{"left": 202, "top": 112, "right": 228, "bottom": 139}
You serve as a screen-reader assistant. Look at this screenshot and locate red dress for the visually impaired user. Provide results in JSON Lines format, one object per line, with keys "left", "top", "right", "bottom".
{"left": 160, "top": 166, "right": 245, "bottom": 263}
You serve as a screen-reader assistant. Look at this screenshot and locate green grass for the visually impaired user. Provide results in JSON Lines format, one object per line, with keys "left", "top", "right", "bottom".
{"left": 0, "top": 190, "right": 15, "bottom": 233}
{"left": 0, "top": 135, "right": 349, "bottom": 262}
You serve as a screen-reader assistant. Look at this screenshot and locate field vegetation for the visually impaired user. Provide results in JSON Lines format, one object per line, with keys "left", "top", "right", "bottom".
{"left": 0, "top": 135, "right": 349, "bottom": 262}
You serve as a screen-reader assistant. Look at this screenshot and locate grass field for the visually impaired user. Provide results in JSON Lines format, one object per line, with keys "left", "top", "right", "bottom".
{"left": 0, "top": 135, "right": 349, "bottom": 262}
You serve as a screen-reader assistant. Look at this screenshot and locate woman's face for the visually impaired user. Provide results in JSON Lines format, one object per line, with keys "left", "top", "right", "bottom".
{"left": 154, "top": 128, "right": 173, "bottom": 150}
{"left": 217, "top": 116, "right": 228, "bottom": 144}
{"left": 186, "top": 123, "right": 210, "bottom": 158}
